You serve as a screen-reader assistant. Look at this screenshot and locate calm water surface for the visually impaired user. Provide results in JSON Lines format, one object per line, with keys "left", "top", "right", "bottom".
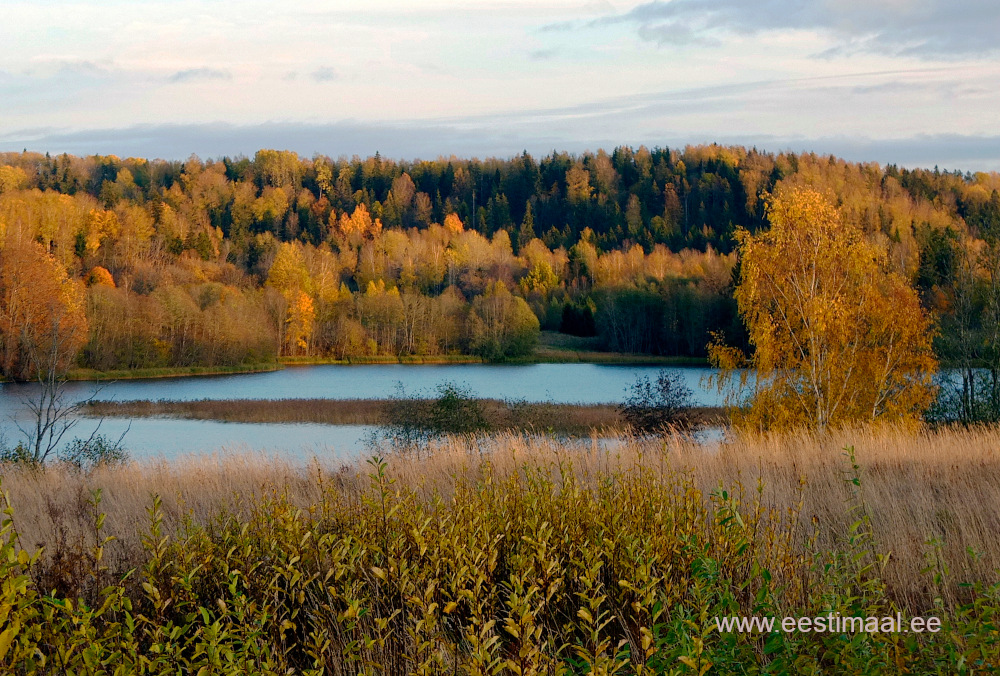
{"left": 0, "top": 363, "right": 723, "bottom": 460}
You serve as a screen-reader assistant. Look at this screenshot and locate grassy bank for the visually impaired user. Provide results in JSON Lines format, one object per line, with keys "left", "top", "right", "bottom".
{"left": 83, "top": 397, "right": 728, "bottom": 434}
{"left": 532, "top": 331, "right": 709, "bottom": 365}
{"left": 2, "top": 426, "right": 999, "bottom": 672}
{"left": 66, "top": 362, "right": 284, "bottom": 381}
{"left": 279, "top": 354, "right": 485, "bottom": 366}
{"left": 55, "top": 333, "right": 706, "bottom": 383}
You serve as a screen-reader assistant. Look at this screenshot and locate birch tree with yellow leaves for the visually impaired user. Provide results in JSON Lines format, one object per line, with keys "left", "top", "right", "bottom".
{"left": 266, "top": 242, "right": 316, "bottom": 355}
{"left": 710, "top": 188, "right": 937, "bottom": 430}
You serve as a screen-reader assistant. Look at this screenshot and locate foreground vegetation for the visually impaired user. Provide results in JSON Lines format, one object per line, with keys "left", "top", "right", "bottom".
{"left": 1, "top": 426, "right": 999, "bottom": 673}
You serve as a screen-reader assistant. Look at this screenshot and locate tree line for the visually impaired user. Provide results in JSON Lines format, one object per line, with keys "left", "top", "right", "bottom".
{"left": 1, "top": 145, "right": 999, "bottom": 392}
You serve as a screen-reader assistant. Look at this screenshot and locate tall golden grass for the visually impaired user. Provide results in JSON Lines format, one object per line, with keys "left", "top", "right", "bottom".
{"left": 6, "top": 424, "right": 999, "bottom": 609}
{"left": 1, "top": 425, "right": 998, "bottom": 672}
{"left": 353, "top": 424, "right": 1000, "bottom": 611}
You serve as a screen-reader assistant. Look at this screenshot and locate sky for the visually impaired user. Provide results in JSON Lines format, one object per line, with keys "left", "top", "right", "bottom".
{"left": 1, "top": 0, "right": 998, "bottom": 170}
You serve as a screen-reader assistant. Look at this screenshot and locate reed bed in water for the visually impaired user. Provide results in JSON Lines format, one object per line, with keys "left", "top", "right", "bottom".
{"left": 84, "top": 397, "right": 727, "bottom": 434}
{"left": 1, "top": 425, "right": 999, "bottom": 672}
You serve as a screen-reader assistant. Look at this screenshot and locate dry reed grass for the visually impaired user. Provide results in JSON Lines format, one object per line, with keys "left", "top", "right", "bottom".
{"left": 380, "top": 425, "right": 1000, "bottom": 610}
{"left": 2, "top": 448, "right": 325, "bottom": 583}
{"left": 85, "top": 398, "right": 396, "bottom": 425}
{"left": 84, "top": 398, "right": 724, "bottom": 433}
{"left": 4, "top": 424, "right": 998, "bottom": 611}
{"left": 3, "top": 425, "right": 1000, "bottom": 672}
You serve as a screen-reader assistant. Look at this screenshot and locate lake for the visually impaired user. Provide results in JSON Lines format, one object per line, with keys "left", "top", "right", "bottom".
{"left": 0, "top": 363, "right": 724, "bottom": 460}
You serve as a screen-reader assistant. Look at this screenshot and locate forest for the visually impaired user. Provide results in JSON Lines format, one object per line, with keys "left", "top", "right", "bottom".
{"left": 1, "top": 144, "right": 999, "bottom": 381}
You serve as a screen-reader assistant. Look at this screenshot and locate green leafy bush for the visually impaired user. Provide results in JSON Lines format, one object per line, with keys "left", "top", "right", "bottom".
{"left": 619, "top": 370, "right": 698, "bottom": 434}
{"left": 58, "top": 434, "right": 130, "bottom": 471}
{"left": 379, "top": 382, "right": 490, "bottom": 447}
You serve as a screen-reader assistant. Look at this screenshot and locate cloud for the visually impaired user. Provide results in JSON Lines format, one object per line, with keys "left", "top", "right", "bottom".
{"left": 456, "top": 68, "right": 965, "bottom": 128}
{"left": 5, "top": 59, "right": 117, "bottom": 81}
{"left": 599, "top": 0, "right": 1000, "bottom": 58}
{"left": 849, "top": 80, "right": 929, "bottom": 96}
{"left": 636, "top": 19, "right": 716, "bottom": 46}
{"left": 0, "top": 121, "right": 533, "bottom": 163}
{"left": 168, "top": 68, "right": 231, "bottom": 83}
{"left": 310, "top": 67, "right": 339, "bottom": 82}
{"left": 4, "top": 120, "right": 1000, "bottom": 172}
{"left": 529, "top": 48, "right": 559, "bottom": 61}
{"left": 52, "top": 60, "right": 113, "bottom": 78}
{"left": 538, "top": 19, "right": 578, "bottom": 32}
{"left": 735, "top": 133, "right": 1000, "bottom": 173}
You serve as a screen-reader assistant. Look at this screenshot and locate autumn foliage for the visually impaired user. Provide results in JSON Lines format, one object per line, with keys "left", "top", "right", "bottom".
{"left": 0, "top": 145, "right": 998, "bottom": 383}
{"left": 711, "top": 188, "right": 937, "bottom": 430}
{"left": 85, "top": 266, "right": 115, "bottom": 288}
{"left": 0, "top": 236, "right": 88, "bottom": 380}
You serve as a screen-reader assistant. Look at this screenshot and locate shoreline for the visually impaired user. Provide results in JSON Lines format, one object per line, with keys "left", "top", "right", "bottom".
{"left": 65, "top": 362, "right": 285, "bottom": 381}
{"left": 55, "top": 352, "right": 709, "bottom": 383}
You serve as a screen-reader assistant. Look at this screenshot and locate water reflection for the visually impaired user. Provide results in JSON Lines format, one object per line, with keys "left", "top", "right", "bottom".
{"left": 1, "top": 363, "right": 724, "bottom": 461}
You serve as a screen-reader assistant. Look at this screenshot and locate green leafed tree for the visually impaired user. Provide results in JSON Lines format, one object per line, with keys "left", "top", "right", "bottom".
{"left": 469, "top": 281, "right": 539, "bottom": 360}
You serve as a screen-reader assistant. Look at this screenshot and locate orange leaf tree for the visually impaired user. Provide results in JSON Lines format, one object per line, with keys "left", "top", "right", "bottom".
{"left": 1, "top": 236, "right": 90, "bottom": 462}
{"left": 710, "top": 188, "right": 938, "bottom": 430}
{"left": 1, "top": 238, "right": 88, "bottom": 381}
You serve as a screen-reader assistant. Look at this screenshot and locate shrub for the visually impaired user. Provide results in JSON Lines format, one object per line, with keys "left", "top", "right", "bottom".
{"left": 426, "top": 383, "right": 489, "bottom": 434}
{"left": 619, "top": 370, "right": 697, "bottom": 433}
{"left": 379, "top": 381, "right": 490, "bottom": 447}
{"left": 58, "top": 434, "right": 130, "bottom": 471}
{"left": 0, "top": 434, "right": 129, "bottom": 471}
{"left": 0, "top": 441, "right": 33, "bottom": 466}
